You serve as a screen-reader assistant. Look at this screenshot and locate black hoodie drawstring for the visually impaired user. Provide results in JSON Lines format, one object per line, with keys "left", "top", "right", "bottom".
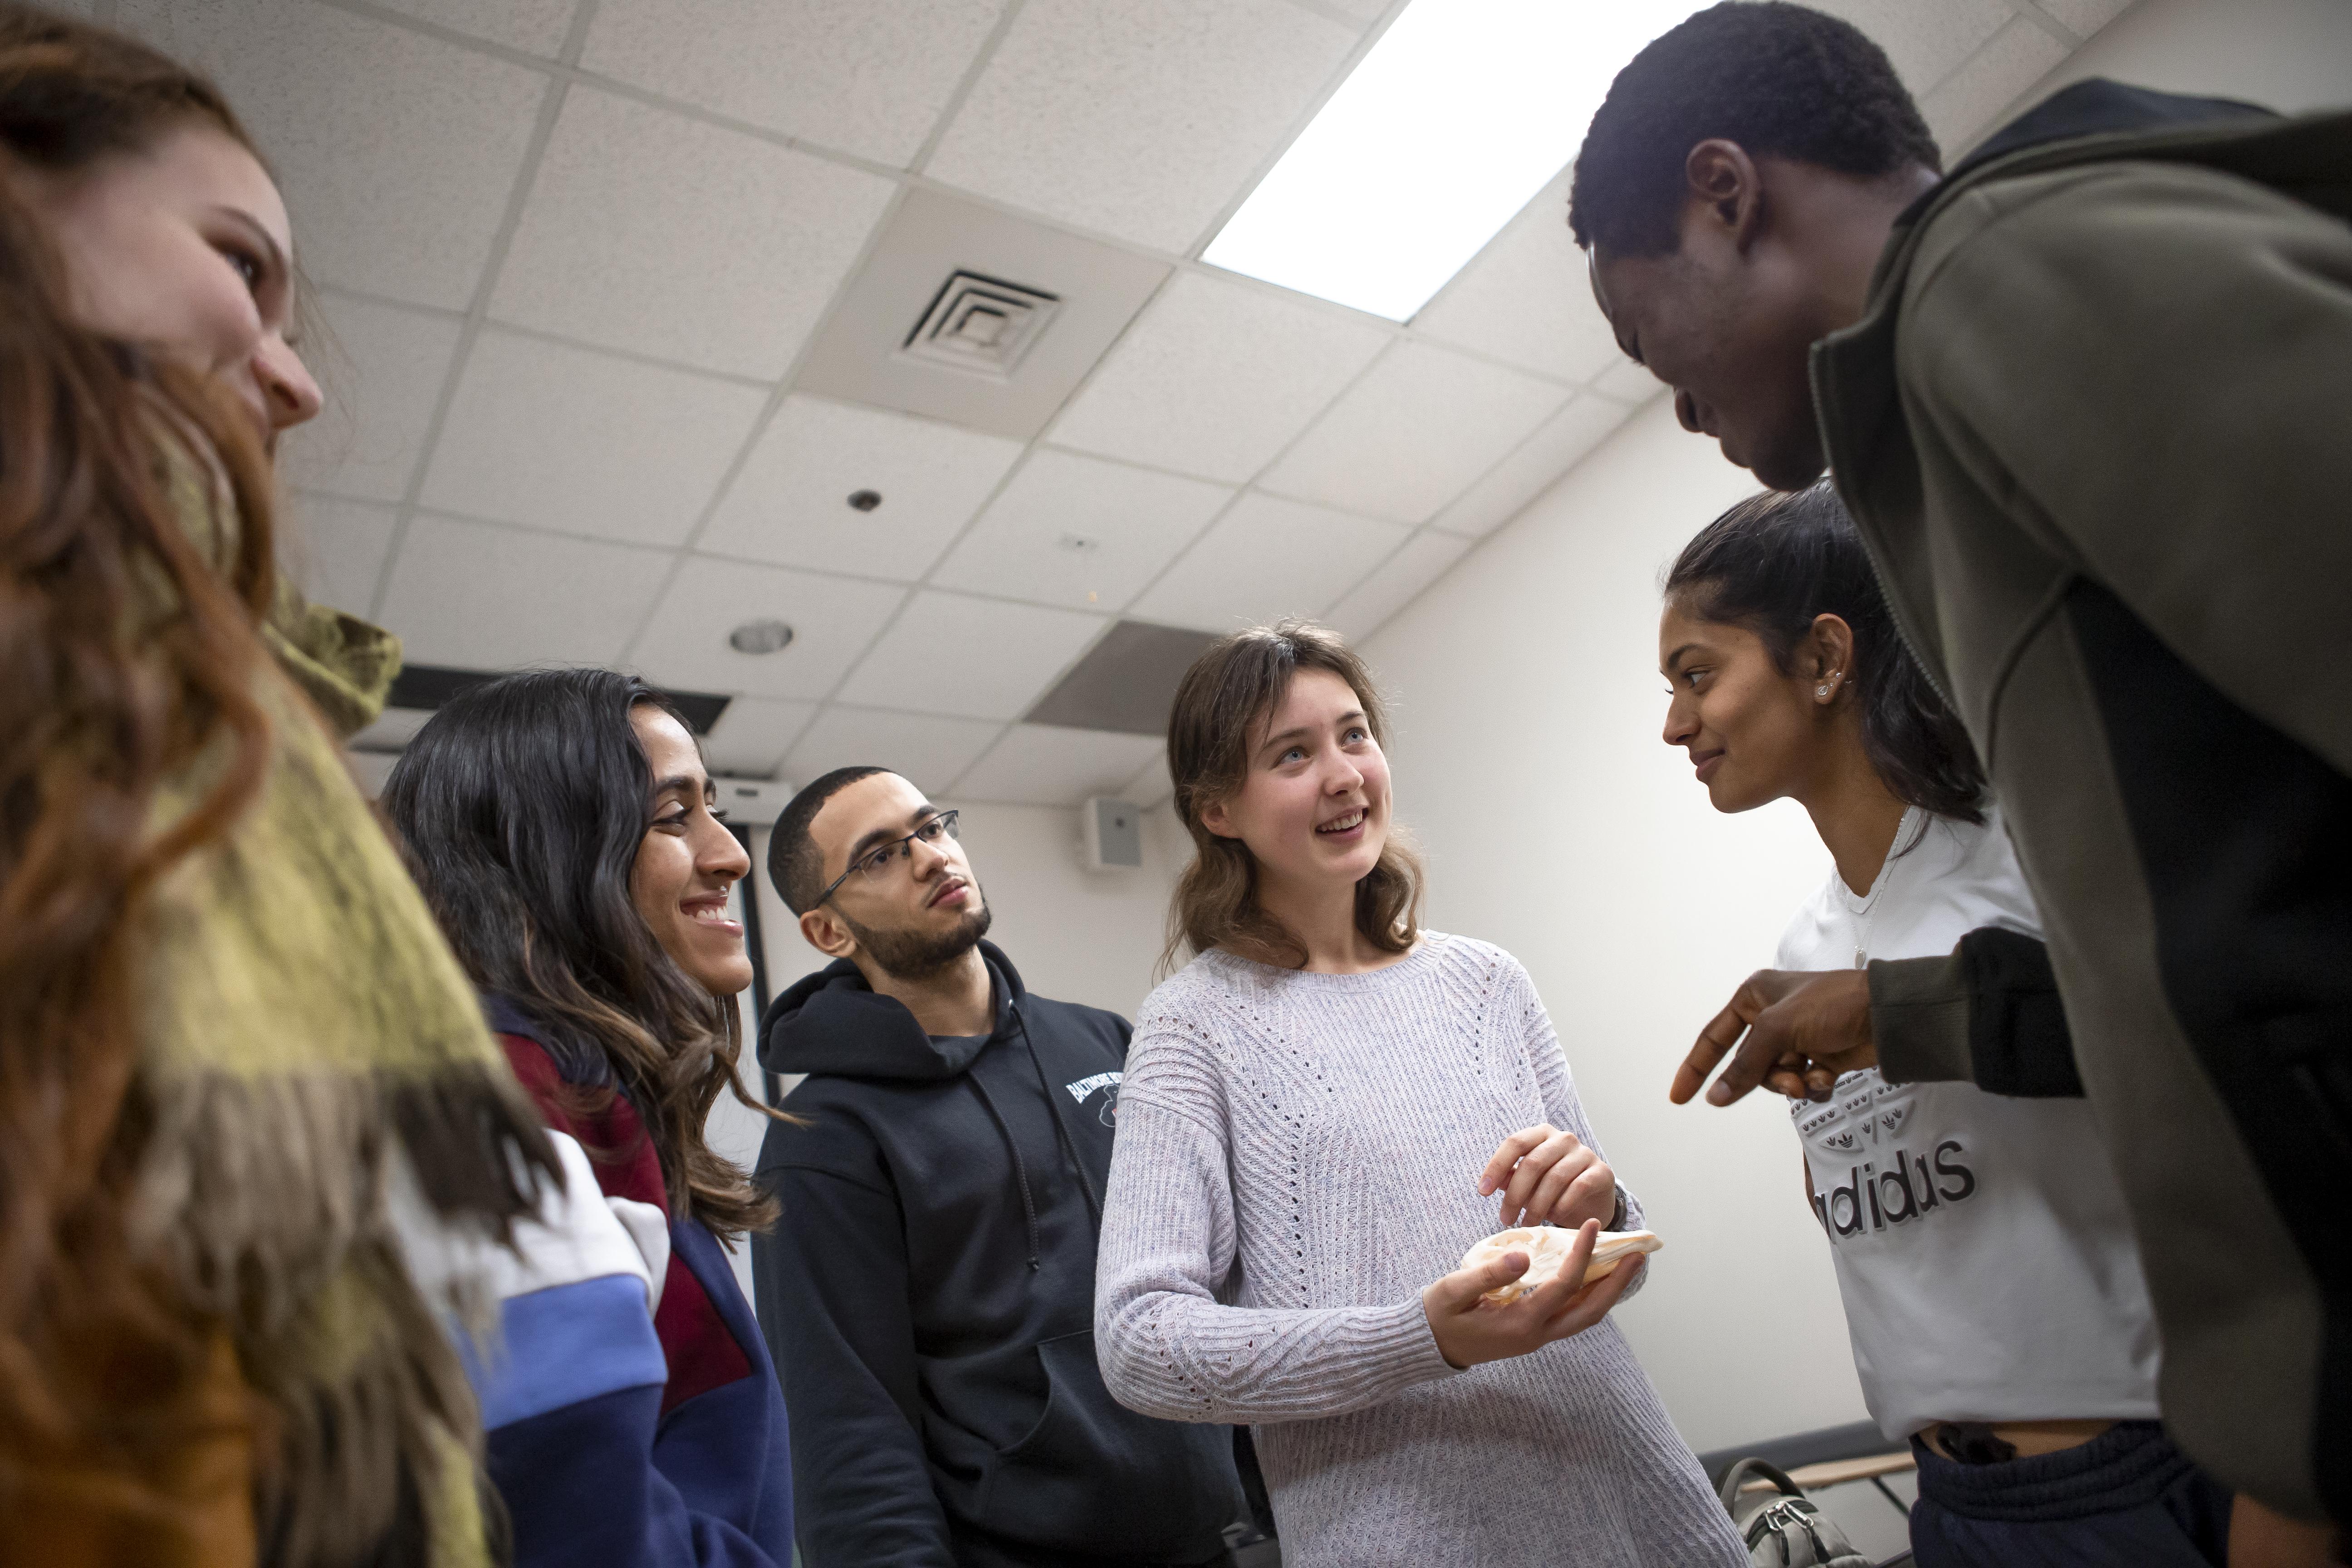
{"left": 1015, "top": 1006, "right": 1103, "bottom": 1227}
{"left": 968, "top": 1072, "right": 1044, "bottom": 1272}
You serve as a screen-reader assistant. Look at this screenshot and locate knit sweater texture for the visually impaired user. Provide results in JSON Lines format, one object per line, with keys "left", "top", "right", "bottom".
{"left": 1094, "top": 933, "right": 1744, "bottom": 1566}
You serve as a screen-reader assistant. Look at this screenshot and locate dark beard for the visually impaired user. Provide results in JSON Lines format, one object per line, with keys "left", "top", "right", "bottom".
{"left": 842, "top": 897, "right": 993, "bottom": 982}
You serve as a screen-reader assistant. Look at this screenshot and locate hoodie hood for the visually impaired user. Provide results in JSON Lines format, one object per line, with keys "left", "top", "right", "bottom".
{"left": 760, "top": 940, "right": 1028, "bottom": 1082}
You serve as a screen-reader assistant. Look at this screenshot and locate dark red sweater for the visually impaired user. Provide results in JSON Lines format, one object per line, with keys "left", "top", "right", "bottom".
{"left": 498, "top": 1035, "right": 749, "bottom": 1413}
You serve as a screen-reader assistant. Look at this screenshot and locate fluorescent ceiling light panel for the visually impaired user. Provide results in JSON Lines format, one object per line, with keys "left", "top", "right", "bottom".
{"left": 1205, "top": 0, "right": 1705, "bottom": 322}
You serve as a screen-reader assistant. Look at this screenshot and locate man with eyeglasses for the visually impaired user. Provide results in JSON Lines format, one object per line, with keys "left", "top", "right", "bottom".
{"left": 749, "top": 767, "right": 1255, "bottom": 1568}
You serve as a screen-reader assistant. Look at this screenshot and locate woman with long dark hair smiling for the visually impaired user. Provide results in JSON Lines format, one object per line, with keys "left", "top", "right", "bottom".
{"left": 1658, "top": 484, "right": 2225, "bottom": 1567}
{"left": 384, "top": 668, "right": 794, "bottom": 1568}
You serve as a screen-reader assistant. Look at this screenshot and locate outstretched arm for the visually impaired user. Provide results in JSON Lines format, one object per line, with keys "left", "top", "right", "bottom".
{"left": 1671, "top": 929, "right": 2081, "bottom": 1107}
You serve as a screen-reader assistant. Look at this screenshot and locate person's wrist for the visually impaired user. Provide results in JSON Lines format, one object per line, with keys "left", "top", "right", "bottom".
{"left": 1421, "top": 1286, "right": 1469, "bottom": 1370}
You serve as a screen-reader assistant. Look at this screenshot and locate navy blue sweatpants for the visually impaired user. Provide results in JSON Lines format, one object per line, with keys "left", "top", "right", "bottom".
{"left": 1909, "top": 1421, "right": 2230, "bottom": 1568}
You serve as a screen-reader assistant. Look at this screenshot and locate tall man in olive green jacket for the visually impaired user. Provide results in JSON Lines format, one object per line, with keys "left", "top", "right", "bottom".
{"left": 1567, "top": 0, "right": 2352, "bottom": 1542}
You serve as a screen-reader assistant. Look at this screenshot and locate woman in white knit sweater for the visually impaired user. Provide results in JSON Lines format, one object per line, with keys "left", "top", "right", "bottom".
{"left": 1093, "top": 621, "right": 1743, "bottom": 1567}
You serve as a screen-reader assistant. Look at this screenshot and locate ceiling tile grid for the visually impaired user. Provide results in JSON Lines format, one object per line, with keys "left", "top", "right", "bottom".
{"left": 1256, "top": 340, "right": 1571, "bottom": 524}
{"left": 488, "top": 86, "right": 899, "bottom": 379}
{"left": 784, "top": 706, "right": 1008, "bottom": 797}
{"left": 286, "top": 494, "right": 402, "bottom": 612}
{"left": 1047, "top": 270, "right": 1392, "bottom": 483}
{"left": 121, "top": 0, "right": 549, "bottom": 309}
{"left": 1130, "top": 492, "right": 1409, "bottom": 633}
{"left": 227, "top": 0, "right": 2111, "bottom": 804}
{"left": 279, "top": 292, "right": 465, "bottom": 504}
{"left": 1324, "top": 528, "right": 1473, "bottom": 643}
{"left": 418, "top": 328, "right": 769, "bottom": 548}
{"left": 627, "top": 557, "right": 910, "bottom": 701}
{"left": 698, "top": 395, "right": 1027, "bottom": 578}
{"left": 1409, "top": 167, "right": 1626, "bottom": 385}
{"left": 1920, "top": 16, "right": 2075, "bottom": 150}
{"left": 1432, "top": 393, "right": 1639, "bottom": 540}
{"left": 374, "top": 513, "right": 675, "bottom": 670}
{"left": 835, "top": 591, "right": 1107, "bottom": 721}
{"left": 953, "top": 725, "right": 1167, "bottom": 808}
{"left": 931, "top": 449, "right": 1235, "bottom": 612}
{"left": 921, "top": 0, "right": 1362, "bottom": 251}
{"left": 701, "top": 696, "right": 822, "bottom": 778}
{"left": 579, "top": 0, "right": 1007, "bottom": 167}
{"left": 365, "top": 0, "right": 583, "bottom": 56}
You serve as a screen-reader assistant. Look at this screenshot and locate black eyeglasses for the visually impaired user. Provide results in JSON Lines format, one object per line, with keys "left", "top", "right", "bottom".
{"left": 815, "top": 810, "right": 961, "bottom": 908}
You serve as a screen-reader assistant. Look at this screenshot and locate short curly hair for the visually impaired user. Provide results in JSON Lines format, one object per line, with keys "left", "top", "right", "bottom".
{"left": 1568, "top": 2, "right": 1940, "bottom": 256}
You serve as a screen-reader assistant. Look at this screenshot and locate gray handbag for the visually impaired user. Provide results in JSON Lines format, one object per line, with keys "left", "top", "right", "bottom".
{"left": 1717, "top": 1458, "right": 1875, "bottom": 1568}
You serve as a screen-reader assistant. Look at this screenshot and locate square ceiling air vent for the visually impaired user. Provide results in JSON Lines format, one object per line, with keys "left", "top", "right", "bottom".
{"left": 900, "top": 270, "right": 1060, "bottom": 380}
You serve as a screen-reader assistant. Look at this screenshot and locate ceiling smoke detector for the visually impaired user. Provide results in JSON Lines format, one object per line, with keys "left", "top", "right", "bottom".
{"left": 728, "top": 618, "right": 795, "bottom": 656}
{"left": 900, "top": 269, "right": 1061, "bottom": 380}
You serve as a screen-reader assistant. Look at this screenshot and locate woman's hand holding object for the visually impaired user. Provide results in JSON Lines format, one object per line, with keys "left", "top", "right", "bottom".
{"left": 1421, "top": 1220, "right": 1645, "bottom": 1370}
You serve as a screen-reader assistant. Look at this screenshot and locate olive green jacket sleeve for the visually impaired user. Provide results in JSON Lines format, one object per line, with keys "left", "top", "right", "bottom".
{"left": 1891, "top": 155, "right": 2352, "bottom": 778}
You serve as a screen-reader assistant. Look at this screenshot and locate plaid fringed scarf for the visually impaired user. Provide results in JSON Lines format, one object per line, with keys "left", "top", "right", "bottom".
{"left": 119, "top": 476, "right": 555, "bottom": 1567}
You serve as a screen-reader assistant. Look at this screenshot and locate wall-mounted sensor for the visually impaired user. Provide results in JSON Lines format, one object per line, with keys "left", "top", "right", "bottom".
{"left": 847, "top": 489, "right": 882, "bottom": 512}
{"left": 1078, "top": 796, "right": 1143, "bottom": 872}
{"left": 728, "top": 618, "right": 796, "bottom": 655}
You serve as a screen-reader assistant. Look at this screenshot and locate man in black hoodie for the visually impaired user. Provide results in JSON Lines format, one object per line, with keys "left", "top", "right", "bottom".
{"left": 750, "top": 766, "right": 1251, "bottom": 1568}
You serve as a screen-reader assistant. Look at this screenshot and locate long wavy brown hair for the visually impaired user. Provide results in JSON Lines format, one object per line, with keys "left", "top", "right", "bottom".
{"left": 0, "top": 0, "right": 281, "bottom": 1492}
{"left": 1165, "top": 620, "right": 1423, "bottom": 972}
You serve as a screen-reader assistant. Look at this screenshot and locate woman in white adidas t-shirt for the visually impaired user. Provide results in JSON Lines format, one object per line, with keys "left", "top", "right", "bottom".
{"left": 1657, "top": 484, "right": 2231, "bottom": 1568}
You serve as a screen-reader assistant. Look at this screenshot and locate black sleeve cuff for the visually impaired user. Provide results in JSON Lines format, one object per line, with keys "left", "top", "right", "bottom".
{"left": 1957, "top": 927, "right": 2084, "bottom": 1098}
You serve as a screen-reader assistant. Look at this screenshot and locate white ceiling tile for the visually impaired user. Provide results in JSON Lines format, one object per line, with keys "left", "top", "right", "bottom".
{"left": 1324, "top": 528, "right": 1471, "bottom": 642}
{"left": 2037, "top": 0, "right": 2135, "bottom": 36}
{"left": 1049, "top": 271, "right": 1390, "bottom": 482}
{"left": 1591, "top": 359, "right": 1665, "bottom": 405}
{"left": 278, "top": 294, "right": 461, "bottom": 503}
{"left": 1411, "top": 167, "right": 1622, "bottom": 383}
{"left": 421, "top": 329, "right": 767, "bottom": 546}
{"left": 1120, "top": 745, "right": 1173, "bottom": 809}
{"left": 1130, "top": 492, "right": 1407, "bottom": 631}
{"left": 376, "top": 513, "right": 671, "bottom": 668}
{"left": 581, "top": 0, "right": 1004, "bottom": 167}
{"left": 953, "top": 725, "right": 1166, "bottom": 806}
{"left": 925, "top": 0, "right": 1357, "bottom": 251}
{"left": 490, "top": 88, "right": 897, "bottom": 379}
{"left": 837, "top": 592, "right": 1106, "bottom": 720}
{"left": 368, "top": 0, "right": 580, "bottom": 54}
{"left": 284, "top": 494, "right": 398, "bottom": 612}
{"left": 1299, "top": 0, "right": 1384, "bottom": 22}
{"left": 931, "top": 450, "right": 1234, "bottom": 612}
{"left": 630, "top": 557, "right": 907, "bottom": 700}
{"left": 698, "top": 396, "right": 1024, "bottom": 578}
{"left": 1921, "top": 18, "right": 2072, "bottom": 152}
{"left": 701, "top": 696, "right": 818, "bottom": 778}
{"left": 1431, "top": 393, "right": 1636, "bottom": 539}
{"left": 783, "top": 707, "right": 1004, "bottom": 796}
{"left": 1258, "top": 342, "right": 1567, "bottom": 524}
{"left": 119, "top": 0, "right": 545, "bottom": 309}
{"left": 1803, "top": 0, "right": 2014, "bottom": 95}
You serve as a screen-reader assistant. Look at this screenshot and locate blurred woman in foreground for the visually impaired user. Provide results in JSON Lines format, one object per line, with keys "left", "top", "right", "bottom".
{"left": 0, "top": 8, "right": 552, "bottom": 1563}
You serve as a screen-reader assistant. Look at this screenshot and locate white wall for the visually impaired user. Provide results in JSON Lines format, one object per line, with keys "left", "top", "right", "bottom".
{"left": 2017, "top": 0, "right": 2352, "bottom": 123}
{"left": 1361, "top": 398, "right": 1867, "bottom": 1455}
